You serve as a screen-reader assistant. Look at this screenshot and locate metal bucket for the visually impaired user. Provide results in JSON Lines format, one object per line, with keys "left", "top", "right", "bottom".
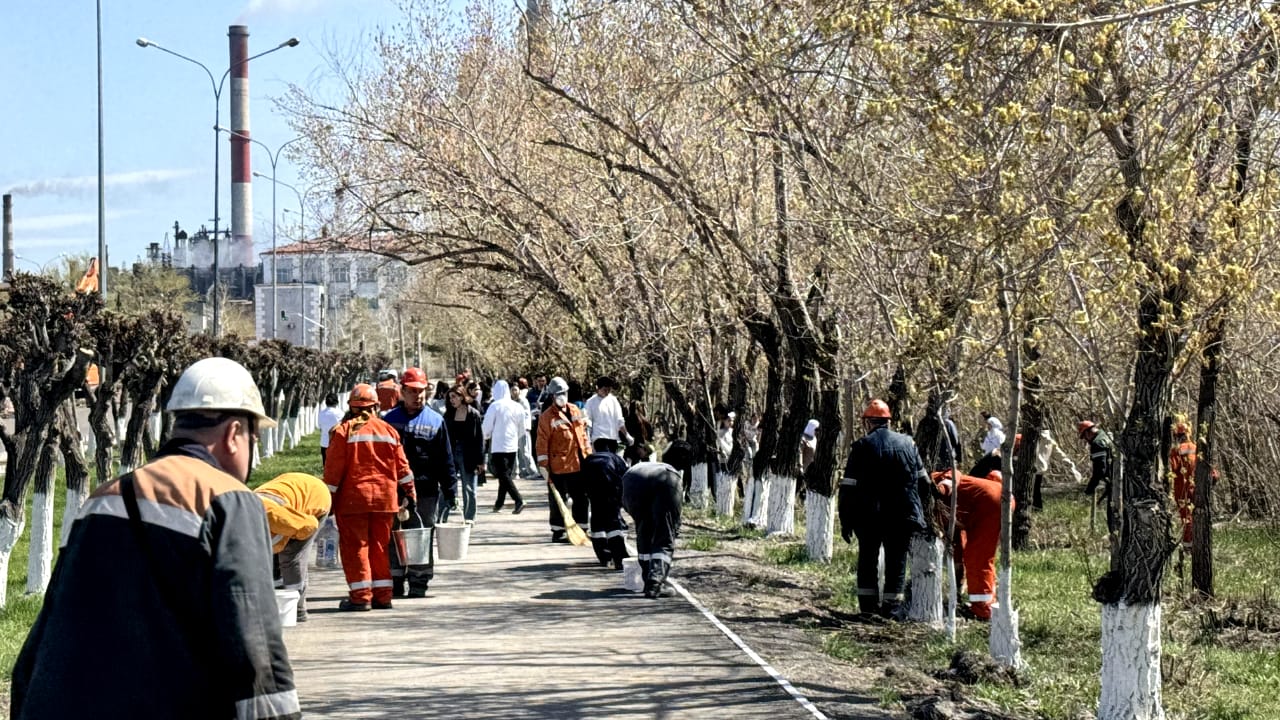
{"left": 436, "top": 523, "right": 471, "bottom": 561}
{"left": 392, "top": 527, "right": 434, "bottom": 566}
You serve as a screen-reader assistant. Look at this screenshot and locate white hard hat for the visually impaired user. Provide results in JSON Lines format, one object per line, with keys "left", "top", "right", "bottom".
{"left": 166, "top": 357, "right": 277, "bottom": 428}
{"left": 545, "top": 376, "right": 569, "bottom": 396}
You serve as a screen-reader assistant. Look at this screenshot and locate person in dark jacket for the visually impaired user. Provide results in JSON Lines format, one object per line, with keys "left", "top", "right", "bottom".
{"left": 383, "top": 368, "right": 455, "bottom": 598}
{"left": 443, "top": 382, "right": 486, "bottom": 520}
{"left": 581, "top": 438, "right": 631, "bottom": 567}
{"left": 11, "top": 357, "right": 299, "bottom": 720}
{"left": 839, "top": 398, "right": 929, "bottom": 618}
{"left": 1079, "top": 420, "right": 1117, "bottom": 532}
{"left": 623, "top": 442, "right": 691, "bottom": 599}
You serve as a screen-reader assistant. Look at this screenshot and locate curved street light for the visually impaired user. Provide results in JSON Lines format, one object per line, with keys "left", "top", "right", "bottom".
{"left": 136, "top": 34, "right": 299, "bottom": 337}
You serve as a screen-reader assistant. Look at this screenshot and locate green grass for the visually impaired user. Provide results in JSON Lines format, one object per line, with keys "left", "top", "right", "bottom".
{"left": 748, "top": 489, "right": 1280, "bottom": 720}
{"left": 0, "top": 433, "right": 325, "bottom": 684}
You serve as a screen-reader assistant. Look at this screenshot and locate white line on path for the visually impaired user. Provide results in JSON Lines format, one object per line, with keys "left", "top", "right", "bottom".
{"left": 668, "top": 578, "right": 830, "bottom": 720}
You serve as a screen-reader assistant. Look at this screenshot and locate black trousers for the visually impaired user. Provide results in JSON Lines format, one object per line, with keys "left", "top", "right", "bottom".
{"left": 852, "top": 520, "right": 911, "bottom": 614}
{"left": 623, "top": 469, "right": 681, "bottom": 590}
{"left": 490, "top": 452, "right": 523, "bottom": 509}
{"left": 585, "top": 484, "right": 627, "bottom": 566}
{"left": 389, "top": 495, "right": 438, "bottom": 591}
{"left": 548, "top": 471, "right": 587, "bottom": 533}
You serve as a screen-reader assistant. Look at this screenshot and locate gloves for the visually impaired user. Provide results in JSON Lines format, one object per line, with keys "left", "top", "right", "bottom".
{"left": 539, "top": 467, "right": 551, "bottom": 484}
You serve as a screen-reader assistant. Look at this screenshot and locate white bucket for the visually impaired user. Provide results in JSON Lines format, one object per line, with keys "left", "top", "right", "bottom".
{"left": 436, "top": 523, "right": 471, "bottom": 561}
{"left": 622, "top": 558, "right": 644, "bottom": 592}
{"left": 276, "top": 589, "right": 300, "bottom": 627}
{"left": 393, "top": 527, "right": 434, "bottom": 566}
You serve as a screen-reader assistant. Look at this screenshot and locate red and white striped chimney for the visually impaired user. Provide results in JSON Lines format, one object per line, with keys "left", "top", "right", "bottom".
{"left": 229, "top": 25, "right": 253, "bottom": 268}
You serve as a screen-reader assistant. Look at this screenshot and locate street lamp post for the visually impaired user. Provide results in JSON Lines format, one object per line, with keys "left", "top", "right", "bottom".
{"left": 136, "top": 34, "right": 298, "bottom": 337}
{"left": 279, "top": 188, "right": 312, "bottom": 347}
{"left": 217, "top": 130, "right": 300, "bottom": 340}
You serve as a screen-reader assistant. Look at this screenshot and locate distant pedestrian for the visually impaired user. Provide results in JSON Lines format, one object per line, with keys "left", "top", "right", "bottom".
{"left": 429, "top": 380, "right": 451, "bottom": 415}
{"left": 443, "top": 383, "right": 484, "bottom": 523}
{"left": 839, "top": 399, "right": 929, "bottom": 618}
{"left": 254, "top": 472, "right": 332, "bottom": 623}
{"left": 12, "top": 357, "right": 299, "bottom": 719}
{"left": 1170, "top": 421, "right": 1197, "bottom": 551}
{"left": 325, "top": 383, "right": 416, "bottom": 611}
{"left": 1079, "top": 420, "right": 1117, "bottom": 532}
{"left": 318, "top": 391, "right": 342, "bottom": 465}
{"left": 375, "top": 369, "right": 401, "bottom": 412}
{"left": 483, "top": 379, "right": 526, "bottom": 515}
{"left": 623, "top": 443, "right": 691, "bottom": 598}
{"left": 799, "top": 419, "right": 819, "bottom": 474}
{"left": 514, "top": 377, "right": 539, "bottom": 478}
{"left": 969, "top": 414, "right": 1005, "bottom": 478}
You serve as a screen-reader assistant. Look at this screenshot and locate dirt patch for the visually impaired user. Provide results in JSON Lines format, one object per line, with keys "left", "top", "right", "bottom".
{"left": 674, "top": 520, "right": 1032, "bottom": 720}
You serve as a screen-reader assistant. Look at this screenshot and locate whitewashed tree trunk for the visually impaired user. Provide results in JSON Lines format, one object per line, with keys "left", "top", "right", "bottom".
{"left": 0, "top": 513, "right": 26, "bottom": 609}
{"left": 273, "top": 422, "right": 284, "bottom": 454}
{"left": 259, "top": 427, "right": 275, "bottom": 460}
{"left": 803, "top": 491, "right": 835, "bottom": 562}
{"left": 689, "top": 463, "right": 709, "bottom": 510}
{"left": 26, "top": 489, "right": 55, "bottom": 593}
{"left": 907, "top": 532, "right": 944, "bottom": 626}
{"left": 149, "top": 412, "right": 162, "bottom": 445}
{"left": 1099, "top": 602, "right": 1165, "bottom": 720}
{"left": 60, "top": 483, "right": 89, "bottom": 548}
{"left": 766, "top": 473, "right": 796, "bottom": 535}
{"left": 990, "top": 567, "right": 1025, "bottom": 669}
{"left": 713, "top": 471, "right": 736, "bottom": 516}
{"left": 290, "top": 416, "right": 300, "bottom": 448}
{"left": 741, "top": 475, "right": 771, "bottom": 527}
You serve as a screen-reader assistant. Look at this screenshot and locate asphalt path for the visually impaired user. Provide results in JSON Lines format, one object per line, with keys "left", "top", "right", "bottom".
{"left": 284, "top": 475, "right": 814, "bottom": 719}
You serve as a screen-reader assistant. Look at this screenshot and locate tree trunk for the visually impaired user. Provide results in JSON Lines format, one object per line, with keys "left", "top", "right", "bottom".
{"left": 765, "top": 473, "right": 796, "bottom": 535}
{"left": 992, "top": 262, "right": 1025, "bottom": 670}
{"left": 87, "top": 384, "right": 117, "bottom": 488}
{"left": 1099, "top": 602, "right": 1166, "bottom": 720}
{"left": 689, "top": 463, "right": 709, "bottom": 511}
{"left": 0, "top": 507, "right": 26, "bottom": 609}
{"left": 804, "top": 490, "right": 835, "bottom": 561}
{"left": 1191, "top": 318, "right": 1223, "bottom": 598}
{"left": 907, "top": 533, "right": 944, "bottom": 627}
{"left": 25, "top": 433, "right": 59, "bottom": 594}
{"left": 713, "top": 470, "right": 736, "bottom": 517}
{"left": 59, "top": 407, "right": 92, "bottom": 548}
{"left": 743, "top": 473, "right": 771, "bottom": 528}
{"left": 1012, "top": 336, "right": 1045, "bottom": 550}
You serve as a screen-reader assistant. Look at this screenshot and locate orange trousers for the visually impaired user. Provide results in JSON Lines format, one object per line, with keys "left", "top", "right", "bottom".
{"left": 336, "top": 512, "right": 395, "bottom": 604}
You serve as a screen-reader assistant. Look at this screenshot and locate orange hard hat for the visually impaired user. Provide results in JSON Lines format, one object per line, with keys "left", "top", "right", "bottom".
{"left": 401, "top": 367, "right": 428, "bottom": 389}
{"left": 348, "top": 383, "right": 378, "bottom": 408}
{"left": 1173, "top": 421, "right": 1190, "bottom": 436}
{"left": 1077, "top": 420, "right": 1095, "bottom": 438}
{"left": 863, "top": 399, "right": 892, "bottom": 419}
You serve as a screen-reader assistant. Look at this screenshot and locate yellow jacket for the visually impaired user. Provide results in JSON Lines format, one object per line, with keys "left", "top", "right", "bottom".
{"left": 254, "top": 473, "right": 332, "bottom": 553}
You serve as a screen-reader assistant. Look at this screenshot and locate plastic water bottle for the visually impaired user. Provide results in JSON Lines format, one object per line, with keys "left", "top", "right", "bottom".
{"left": 316, "top": 518, "right": 338, "bottom": 568}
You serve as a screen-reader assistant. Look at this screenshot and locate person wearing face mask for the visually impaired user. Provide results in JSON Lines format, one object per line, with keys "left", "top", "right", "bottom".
{"left": 536, "top": 376, "right": 592, "bottom": 543}
{"left": 11, "top": 357, "right": 300, "bottom": 720}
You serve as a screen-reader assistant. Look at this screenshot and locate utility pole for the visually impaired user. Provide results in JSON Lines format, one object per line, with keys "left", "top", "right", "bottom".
{"left": 397, "top": 306, "right": 406, "bottom": 371}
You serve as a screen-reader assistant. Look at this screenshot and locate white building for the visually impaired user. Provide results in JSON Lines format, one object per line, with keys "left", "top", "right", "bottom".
{"left": 256, "top": 237, "right": 409, "bottom": 349}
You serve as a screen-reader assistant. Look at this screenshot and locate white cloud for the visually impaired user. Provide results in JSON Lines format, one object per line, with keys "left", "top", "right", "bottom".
{"left": 3, "top": 169, "right": 197, "bottom": 198}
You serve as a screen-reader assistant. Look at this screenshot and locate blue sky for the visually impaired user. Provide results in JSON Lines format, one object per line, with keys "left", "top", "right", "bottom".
{"left": 1, "top": 0, "right": 413, "bottom": 272}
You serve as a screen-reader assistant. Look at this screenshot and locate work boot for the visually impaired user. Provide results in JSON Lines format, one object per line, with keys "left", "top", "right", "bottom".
{"left": 492, "top": 502, "right": 504, "bottom": 513}
{"left": 393, "top": 579, "right": 406, "bottom": 598}
{"left": 295, "top": 609, "right": 308, "bottom": 623}
{"left": 551, "top": 530, "right": 567, "bottom": 543}
{"left": 408, "top": 585, "right": 428, "bottom": 599}
{"left": 338, "top": 599, "right": 371, "bottom": 612}
{"left": 643, "top": 582, "right": 669, "bottom": 599}
{"left": 372, "top": 599, "right": 394, "bottom": 610}
{"left": 513, "top": 501, "right": 525, "bottom": 515}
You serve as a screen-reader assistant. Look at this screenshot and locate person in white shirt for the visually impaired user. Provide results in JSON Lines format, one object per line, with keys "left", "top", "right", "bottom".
{"left": 481, "top": 380, "right": 527, "bottom": 514}
{"left": 584, "top": 376, "right": 629, "bottom": 454}
{"left": 317, "top": 392, "right": 343, "bottom": 466}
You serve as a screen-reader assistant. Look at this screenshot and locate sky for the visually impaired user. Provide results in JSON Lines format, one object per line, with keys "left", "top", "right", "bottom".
{"left": 0, "top": 0, "right": 418, "bottom": 272}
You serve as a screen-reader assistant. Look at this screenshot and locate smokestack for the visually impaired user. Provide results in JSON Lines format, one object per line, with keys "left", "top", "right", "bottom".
{"left": 2, "top": 194, "right": 13, "bottom": 280}
{"left": 229, "top": 25, "right": 253, "bottom": 268}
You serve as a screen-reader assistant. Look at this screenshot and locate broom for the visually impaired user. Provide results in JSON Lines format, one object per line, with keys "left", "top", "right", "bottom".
{"left": 548, "top": 481, "right": 590, "bottom": 547}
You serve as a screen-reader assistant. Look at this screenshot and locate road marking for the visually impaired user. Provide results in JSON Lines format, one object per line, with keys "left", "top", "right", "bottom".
{"left": 668, "top": 577, "right": 829, "bottom": 720}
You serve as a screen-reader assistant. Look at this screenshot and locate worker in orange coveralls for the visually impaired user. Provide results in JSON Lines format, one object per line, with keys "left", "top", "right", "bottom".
{"left": 1170, "top": 421, "right": 1198, "bottom": 551}
{"left": 324, "top": 383, "right": 416, "bottom": 611}
{"left": 931, "top": 469, "right": 1010, "bottom": 621}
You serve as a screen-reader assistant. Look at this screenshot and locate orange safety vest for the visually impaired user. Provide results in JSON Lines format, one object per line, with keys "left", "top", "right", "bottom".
{"left": 324, "top": 414, "right": 415, "bottom": 515}
{"left": 376, "top": 380, "right": 401, "bottom": 411}
{"left": 536, "top": 403, "right": 591, "bottom": 475}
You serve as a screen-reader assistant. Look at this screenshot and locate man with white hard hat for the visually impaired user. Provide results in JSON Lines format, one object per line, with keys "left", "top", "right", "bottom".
{"left": 11, "top": 357, "right": 300, "bottom": 720}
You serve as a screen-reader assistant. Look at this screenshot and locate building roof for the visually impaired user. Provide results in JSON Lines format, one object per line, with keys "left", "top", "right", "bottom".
{"left": 260, "top": 234, "right": 407, "bottom": 257}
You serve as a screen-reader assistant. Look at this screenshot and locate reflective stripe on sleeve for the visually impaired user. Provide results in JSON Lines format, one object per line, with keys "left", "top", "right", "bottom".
{"left": 1091, "top": 451, "right": 1107, "bottom": 459}
{"left": 536, "top": 454, "right": 549, "bottom": 462}
{"left": 236, "top": 689, "right": 300, "bottom": 720}
{"left": 968, "top": 593, "right": 993, "bottom": 602}
{"left": 647, "top": 552, "right": 672, "bottom": 563}
{"left": 399, "top": 474, "right": 414, "bottom": 486}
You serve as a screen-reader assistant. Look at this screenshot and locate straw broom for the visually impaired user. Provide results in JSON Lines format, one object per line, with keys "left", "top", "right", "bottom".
{"left": 548, "top": 481, "right": 590, "bottom": 546}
